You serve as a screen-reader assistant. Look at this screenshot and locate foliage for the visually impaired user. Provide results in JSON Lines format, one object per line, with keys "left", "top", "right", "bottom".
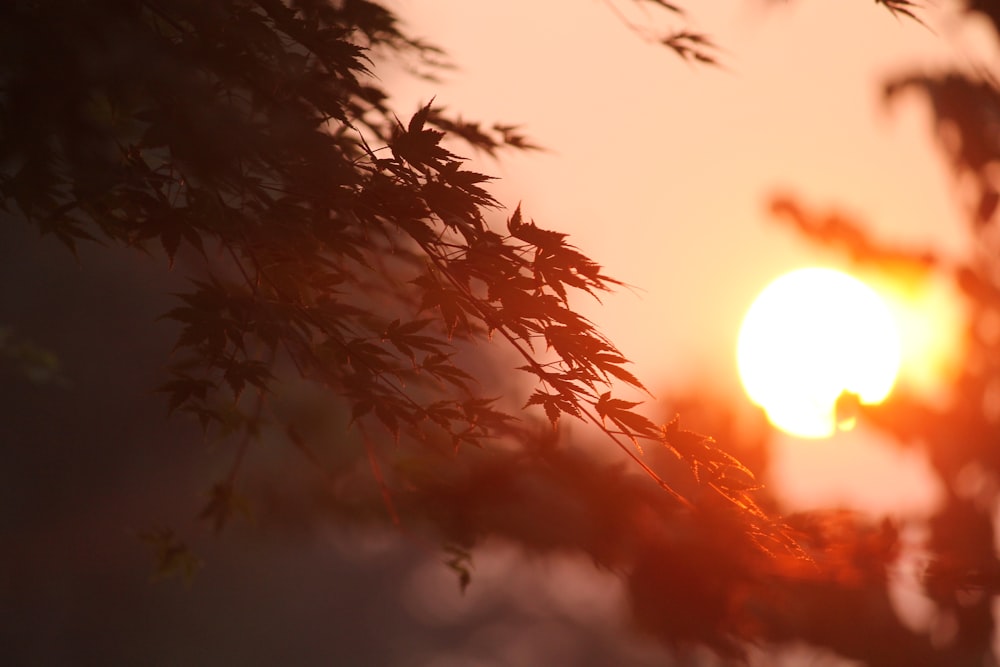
{"left": 0, "top": 0, "right": 796, "bottom": 608}
{"left": 6, "top": 0, "right": 995, "bottom": 663}
{"left": 0, "top": 326, "right": 67, "bottom": 385}
{"left": 742, "top": 1, "right": 1000, "bottom": 664}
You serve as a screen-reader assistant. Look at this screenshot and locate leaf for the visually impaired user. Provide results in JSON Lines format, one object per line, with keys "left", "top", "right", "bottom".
{"left": 507, "top": 203, "right": 523, "bottom": 235}
{"left": 439, "top": 163, "right": 497, "bottom": 202}
{"left": 422, "top": 352, "right": 475, "bottom": 391}
{"left": 222, "top": 358, "right": 272, "bottom": 399}
{"left": 199, "top": 482, "right": 250, "bottom": 534}
{"left": 408, "top": 97, "right": 435, "bottom": 134}
{"left": 524, "top": 389, "right": 582, "bottom": 427}
{"left": 139, "top": 527, "right": 201, "bottom": 584}
{"left": 594, "top": 391, "right": 658, "bottom": 441}
{"left": 374, "top": 400, "right": 401, "bottom": 439}
{"left": 661, "top": 31, "right": 721, "bottom": 67}
{"left": 350, "top": 397, "right": 374, "bottom": 425}
{"left": 391, "top": 98, "right": 458, "bottom": 170}
{"left": 661, "top": 415, "right": 714, "bottom": 457}
{"left": 161, "top": 225, "right": 182, "bottom": 266}
{"left": 507, "top": 206, "right": 568, "bottom": 251}
{"left": 344, "top": 337, "right": 394, "bottom": 374}
{"left": 415, "top": 277, "right": 473, "bottom": 338}
{"left": 544, "top": 325, "right": 617, "bottom": 372}
{"left": 382, "top": 318, "right": 448, "bottom": 359}
{"left": 429, "top": 110, "right": 542, "bottom": 155}
{"left": 156, "top": 375, "right": 216, "bottom": 414}
{"left": 444, "top": 544, "right": 473, "bottom": 594}
{"left": 423, "top": 400, "right": 464, "bottom": 430}
{"left": 602, "top": 360, "right": 645, "bottom": 390}
{"left": 461, "top": 397, "right": 516, "bottom": 437}
{"left": 876, "top": 0, "right": 928, "bottom": 28}
{"left": 716, "top": 465, "right": 762, "bottom": 492}
{"left": 491, "top": 123, "right": 542, "bottom": 151}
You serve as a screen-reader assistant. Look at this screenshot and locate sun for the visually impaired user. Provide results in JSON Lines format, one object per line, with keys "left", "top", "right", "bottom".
{"left": 737, "top": 267, "right": 902, "bottom": 438}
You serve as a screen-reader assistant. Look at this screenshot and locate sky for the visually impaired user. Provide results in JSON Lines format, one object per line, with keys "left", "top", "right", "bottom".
{"left": 388, "top": 0, "right": 988, "bottom": 517}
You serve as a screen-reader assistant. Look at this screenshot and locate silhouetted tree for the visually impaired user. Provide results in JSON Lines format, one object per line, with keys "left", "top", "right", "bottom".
{"left": 0, "top": 0, "right": 791, "bottom": 638}
{"left": 719, "top": 1, "right": 1000, "bottom": 665}
{"left": 3, "top": 0, "right": 986, "bottom": 665}
{"left": 0, "top": 2, "right": 755, "bottom": 510}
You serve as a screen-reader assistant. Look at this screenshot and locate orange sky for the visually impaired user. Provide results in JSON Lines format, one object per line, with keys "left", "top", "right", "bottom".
{"left": 391, "top": 0, "right": 985, "bottom": 516}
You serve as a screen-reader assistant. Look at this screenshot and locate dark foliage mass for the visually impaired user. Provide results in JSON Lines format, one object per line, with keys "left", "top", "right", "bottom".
{"left": 4, "top": 0, "right": 1000, "bottom": 664}
{"left": 757, "top": 1, "right": 1000, "bottom": 664}
{"left": 0, "top": 0, "right": 773, "bottom": 527}
{"left": 0, "top": 0, "right": 788, "bottom": 652}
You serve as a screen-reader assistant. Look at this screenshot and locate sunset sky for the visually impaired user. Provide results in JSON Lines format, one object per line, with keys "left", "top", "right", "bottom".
{"left": 390, "top": 0, "right": 984, "bottom": 515}
{"left": 12, "top": 4, "right": 1000, "bottom": 665}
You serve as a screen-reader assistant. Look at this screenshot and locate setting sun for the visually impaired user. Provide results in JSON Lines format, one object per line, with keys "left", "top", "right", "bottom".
{"left": 737, "top": 268, "right": 902, "bottom": 438}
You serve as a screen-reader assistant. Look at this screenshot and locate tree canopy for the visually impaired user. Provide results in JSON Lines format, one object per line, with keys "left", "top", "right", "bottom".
{"left": 1, "top": 0, "right": 789, "bottom": 557}
{"left": 6, "top": 0, "right": 1000, "bottom": 665}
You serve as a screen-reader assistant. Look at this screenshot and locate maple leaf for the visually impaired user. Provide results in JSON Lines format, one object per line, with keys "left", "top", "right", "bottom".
{"left": 199, "top": 482, "right": 251, "bottom": 534}
{"left": 661, "top": 31, "right": 721, "bottom": 67}
{"left": 421, "top": 352, "right": 475, "bottom": 391}
{"left": 381, "top": 318, "right": 448, "bottom": 360}
{"left": 594, "top": 391, "right": 658, "bottom": 442}
{"left": 506, "top": 204, "right": 569, "bottom": 251}
{"left": 139, "top": 528, "right": 201, "bottom": 584}
{"left": 525, "top": 389, "right": 583, "bottom": 427}
{"left": 876, "top": 0, "right": 929, "bottom": 28}
{"left": 391, "top": 99, "right": 460, "bottom": 171}
{"left": 157, "top": 375, "right": 216, "bottom": 415}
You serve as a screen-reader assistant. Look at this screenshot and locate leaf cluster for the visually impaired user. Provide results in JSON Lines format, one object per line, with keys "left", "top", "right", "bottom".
{"left": 0, "top": 0, "right": 790, "bottom": 545}
{"left": 602, "top": 0, "right": 723, "bottom": 67}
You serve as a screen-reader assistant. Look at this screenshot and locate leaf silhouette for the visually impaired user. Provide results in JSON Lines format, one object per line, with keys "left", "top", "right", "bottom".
{"left": 0, "top": 4, "right": 792, "bottom": 635}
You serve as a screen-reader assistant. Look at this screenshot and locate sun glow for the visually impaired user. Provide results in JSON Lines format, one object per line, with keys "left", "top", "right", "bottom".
{"left": 737, "top": 268, "right": 902, "bottom": 438}
{"left": 872, "top": 274, "right": 965, "bottom": 405}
